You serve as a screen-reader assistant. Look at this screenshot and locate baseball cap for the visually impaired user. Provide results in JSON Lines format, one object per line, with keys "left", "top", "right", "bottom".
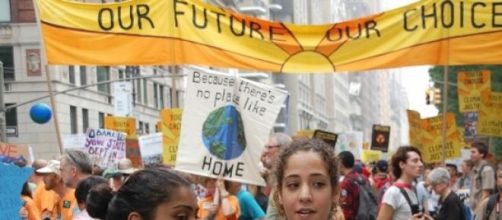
{"left": 376, "top": 160, "right": 388, "bottom": 172}
{"left": 37, "top": 160, "right": 61, "bottom": 175}
{"left": 117, "top": 158, "right": 137, "bottom": 175}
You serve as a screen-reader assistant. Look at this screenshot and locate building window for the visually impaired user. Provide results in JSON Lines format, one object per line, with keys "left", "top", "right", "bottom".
{"left": 159, "top": 85, "right": 165, "bottom": 108}
{"left": 70, "top": 106, "right": 78, "bottom": 134}
{"left": 5, "top": 103, "right": 17, "bottom": 127}
{"left": 135, "top": 79, "right": 142, "bottom": 103}
{"left": 69, "top": 66, "right": 75, "bottom": 85}
{"left": 143, "top": 79, "right": 148, "bottom": 104}
{"left": 82, "top": 108, "right": 89, "bottom": 132}
{"left": 118, "top": 69, "right": 124, "bottom": 80}
{"left": 145, "top": 123, "right": 149, "bottom": 134}
{"left": 169, "top": 88, "right": 174, "bottom": 107}
{"left": 153, "top": 83, "right": 159, "bottom": 108}
{"left": 0, "top": 46, "right": 14, "bottom": 81}
{"left": 98, "top": 112, "right": 105, "bottom": 128}
{"left": 138, "top": 121, "right": 144, "bottom": 135}
{"left": 80, "top": 66, "right": 87, "bottom": 85}
{"left": 97, "top": 66, "right": 110, "bottom": 94}
{"left": 0, "top": 0, "right": 11, "bottom": 22}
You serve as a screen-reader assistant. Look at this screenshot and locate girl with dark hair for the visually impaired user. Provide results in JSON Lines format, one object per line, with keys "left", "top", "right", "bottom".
{"left": 378, "top": 146, "right": 428, "bottom": 220}
{"left": 20, "top": 182, "right": 42, "bottom": 220}
{"left": 273, "top": 138, "right": 339, "bottom": 220}
{"left": 86, "top": 168, "right": 198, "bottom": 220}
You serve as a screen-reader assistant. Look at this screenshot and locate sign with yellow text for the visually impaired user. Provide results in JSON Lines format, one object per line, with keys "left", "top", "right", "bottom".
{"left": 361, "top": 150, "right": 382, "bottom": 163}
{"left": 34, "top": 0, "right": 502, "bottom": 73}
{"left": 407, "top": 110, "right": 423, "bottom": 148}
{"left": 478, "top": 92, "right": 502, "bottom": 137}
{"left": 161, "top": 108, "right": 182, "bottom": 165}
{"left": 105, "top": 116, "right": 136, "bottom": 138}
{"left": 420, "top": 113, "right": 462, "bottom": 163}
{"left": 457, "top": 70, "right": 491, "bottom": 112}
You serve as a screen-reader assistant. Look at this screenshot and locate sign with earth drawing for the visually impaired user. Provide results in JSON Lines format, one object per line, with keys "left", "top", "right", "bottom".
{"left": 175, "top": 69, "right": 288, "bottom": 185}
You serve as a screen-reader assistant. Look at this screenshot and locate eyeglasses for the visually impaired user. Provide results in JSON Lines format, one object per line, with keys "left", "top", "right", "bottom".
{"left": 265, "top": 144, "right": 280, "bottom": 150}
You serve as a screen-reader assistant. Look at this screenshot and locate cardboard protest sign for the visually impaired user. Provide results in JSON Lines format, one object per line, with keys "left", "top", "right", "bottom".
{"left": 407, "top": 110, "right": 423, "bottom": 148}
{"left": 361, "top": 150, "right": 382, "bottom": 163}
{"left": 457, "top": 70, "right": 491, "bottom": 112}
{"left": 0, "top": 143, "right": 32, "bottom": 165}
{"left": 478, "top": 92, "right": 502, "bottom": 137}
{"left": 126, "top": 138, "right": 143, "bottom": 168}
{"left": 138, "top": 133, "right": 163, "bottom": 166}
{"left": 175, "top": 70, "right": 288, "bottom": 185}
{"left": 313, "top": 130, "right": 338, "bottom": 148}
{"left": 63, "top": 134, "right": 87, "bottom": 150}
{"left": 84, "top": 128, "right": 126, "bottom": 168}
{"left": 105, "top": 116, "right": 137, "bottom": 138}
{"left": 335, "top": 132, "right": 363, "bottom": 160}
{"left": 371, "top": 124, "right": 391, "bottom": 152}
{"left": 161, "top": 108, "right": 182, "bottom": 165}
{"left": 0, "top": 163, "right": 33, "bottom": 219}
{"left": 420, "top": 113, "right": 462, "bottom": 163}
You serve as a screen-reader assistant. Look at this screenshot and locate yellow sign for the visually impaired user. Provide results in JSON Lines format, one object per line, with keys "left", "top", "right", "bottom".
{"left": 407, "top": 110, "right": 423, "bottom": 148}
{"left": 361, "top": 150, "right": 381, "bottom": 163}
{"left": 457, "top": 70, "right": 491, "bottom": 112}
{"left": 161, "top": 108, "right": 182, "bottom": 165}
{"left": 420, "top": 113, "right": 462, "bottom": 163}
{"left": 104, "top": 116, "right": 136, "bottom": 138}
{"left": 478, "top": 92, "right": 502, "bottom": 137}
{"left": 33, "top": 0, "right": 502, "bottom": 73}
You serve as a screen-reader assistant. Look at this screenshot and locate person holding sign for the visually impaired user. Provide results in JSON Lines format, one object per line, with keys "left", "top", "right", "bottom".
{"left": 86, "top": 168, "right": 198, "bottom": 220}
{"left": 273, "top": 138, "right": 339, "bottom": 220}
{"left": 197, "top": 178, "right": 240, "bottom": 220}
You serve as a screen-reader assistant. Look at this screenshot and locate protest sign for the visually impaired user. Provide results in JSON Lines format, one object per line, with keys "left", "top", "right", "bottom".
{"left": 420, "top": 113, "right": 462, "bottom": 163}
{"left": 175, "top": 70, "right": 288, "bottom": 185}
{"left": 478, "top": 92, "right": 502, "bottom": 137}
{"left": 457, "top": 70, "right": 491, "bottom": 112}
{"left": 361, "top": 150, "right": 382, "bottom": 163}
{"left": 105, "top": 116, "right": 137, "bottom": 138}
{"left": 371, "top": 124, "right": 391, "bottom": 152}
{"left": 407, "top": 110, "right": 423, "bottom": 148}
{"left": 335, "top": 131, "right": 363, "bottom": 160}
{"left": 0, "top": 143, "right": 32, "bottom": 165}
{"left": 63, "top": 134, "right": 87, "bottom": 150}
{"left": 126, "top": 138, "right": 142, "bottom": 168}
{"left": 0, "top": 163, "right": 33, "bottom": 219}
{"left": 161, "top": 109, "right": 182, "bottom": 165}
{"left": 113, "top": 81, "right": 133, "bottom": 116}
{"left": 84, "top": 128, "right": 126, "bottom": 168}
{"left": 35, "top": 0, "right": 502, "bottom": 73}
{"left": 313, "top": 130, "right": 338, "bottom": 148}
{"left": 138, "top": 133, "right": 163, "bottom": 166}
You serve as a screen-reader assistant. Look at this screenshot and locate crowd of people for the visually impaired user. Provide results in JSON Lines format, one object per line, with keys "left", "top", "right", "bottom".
{"left": 11, "top": 133, "right": 502, "bottom": 220}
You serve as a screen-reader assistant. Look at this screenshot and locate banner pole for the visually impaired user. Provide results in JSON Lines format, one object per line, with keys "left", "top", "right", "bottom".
{"left": 441, "top": 66, "right": 449, "bottom": 164}
{"left": 45, "top": 65, "right": 64, "bottom": 154}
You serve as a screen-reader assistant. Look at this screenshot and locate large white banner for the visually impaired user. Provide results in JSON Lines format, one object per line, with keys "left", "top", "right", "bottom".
{"left": 138, "top": 133, "right": 163, "bottom": 166}
{"left": 85, "top": 128, "right": 126, "bottom": 168}
{"left": 175, "top": 70, "right": 288, "bottom": 186}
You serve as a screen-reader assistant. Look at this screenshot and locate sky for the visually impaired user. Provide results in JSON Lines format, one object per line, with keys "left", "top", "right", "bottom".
{"left": 380, "top": 0, "right": 439, "bottom": 118}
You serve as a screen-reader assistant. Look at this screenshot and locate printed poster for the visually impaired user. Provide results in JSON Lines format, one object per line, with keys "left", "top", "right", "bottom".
{"left": 175, "top": 70, "right": 288, "bottom": 185}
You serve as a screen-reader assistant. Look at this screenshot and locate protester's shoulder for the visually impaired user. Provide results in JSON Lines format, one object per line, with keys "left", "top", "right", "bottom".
{"left": 474, "top": 196, "right": 490, "bottom": 218}
{"left": 384, "top": 185, "right": 400, "bottom": 195}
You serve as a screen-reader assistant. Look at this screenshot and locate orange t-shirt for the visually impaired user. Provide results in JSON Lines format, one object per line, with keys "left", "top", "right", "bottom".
{"left": 58, "top": 189, "right": 78, "bottom": 220}
{"left": 22, "top": 195, "right": 41, "bottom": 220}
{"left": 198, "top": 195, "right": 240, "bottom": 220}
{"left": 33, "top": 182, "right": 59, "bottom": 216}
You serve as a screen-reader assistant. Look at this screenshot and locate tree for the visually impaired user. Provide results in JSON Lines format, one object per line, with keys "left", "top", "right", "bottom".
{"left": 429, "top": 65, "right": 502, "bottom": 158}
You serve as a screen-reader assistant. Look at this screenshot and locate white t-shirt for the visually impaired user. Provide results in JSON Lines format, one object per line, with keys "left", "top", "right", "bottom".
{"left": 382, "top": 185, "right": 419, "bottom": 220}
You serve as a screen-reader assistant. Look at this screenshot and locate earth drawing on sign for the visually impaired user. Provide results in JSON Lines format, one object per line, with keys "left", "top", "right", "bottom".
{"left": 202, "top": 105, "right": 246, "bottom": 160}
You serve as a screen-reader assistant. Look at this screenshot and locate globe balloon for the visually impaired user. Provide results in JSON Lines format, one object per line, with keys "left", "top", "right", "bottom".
{"left": 30, "top": 103, "right": 52, "bottom": 124}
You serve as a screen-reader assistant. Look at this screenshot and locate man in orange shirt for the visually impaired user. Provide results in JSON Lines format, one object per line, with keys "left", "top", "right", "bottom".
{"left": 32, "top": 160, "right": 59, "bottom": 219}
{"left": 37, "top": 160, "right": 78, "bottom": 220}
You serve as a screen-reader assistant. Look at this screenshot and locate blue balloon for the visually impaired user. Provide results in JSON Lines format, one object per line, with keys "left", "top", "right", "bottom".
{"left": 30, "top": 103, "right": 52, "bottom": 124}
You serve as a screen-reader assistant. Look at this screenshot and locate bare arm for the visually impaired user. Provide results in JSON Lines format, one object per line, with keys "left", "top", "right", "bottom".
{"left": 377, "top": 204, "right": 394, "bottom": 220}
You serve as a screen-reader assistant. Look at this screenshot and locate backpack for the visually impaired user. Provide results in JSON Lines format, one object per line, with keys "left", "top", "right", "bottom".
{"left": 462, "top": 203, "right": 473, "bottom": 220}
{"left": 476, "top": 164, "right": 496, "bottom": 195}
{"left": 484, "top": 194, "right": 500, "bottom": 220}
{"left": 354, "top": 175, "right": 378, "bottom": 220}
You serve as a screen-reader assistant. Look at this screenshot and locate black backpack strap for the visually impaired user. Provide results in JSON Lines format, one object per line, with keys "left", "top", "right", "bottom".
{"left": 485, "top": 194, "right": 499, "bottom": 220}
{"left": 398, "top": 187, "right": 415, "bottom": 209}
